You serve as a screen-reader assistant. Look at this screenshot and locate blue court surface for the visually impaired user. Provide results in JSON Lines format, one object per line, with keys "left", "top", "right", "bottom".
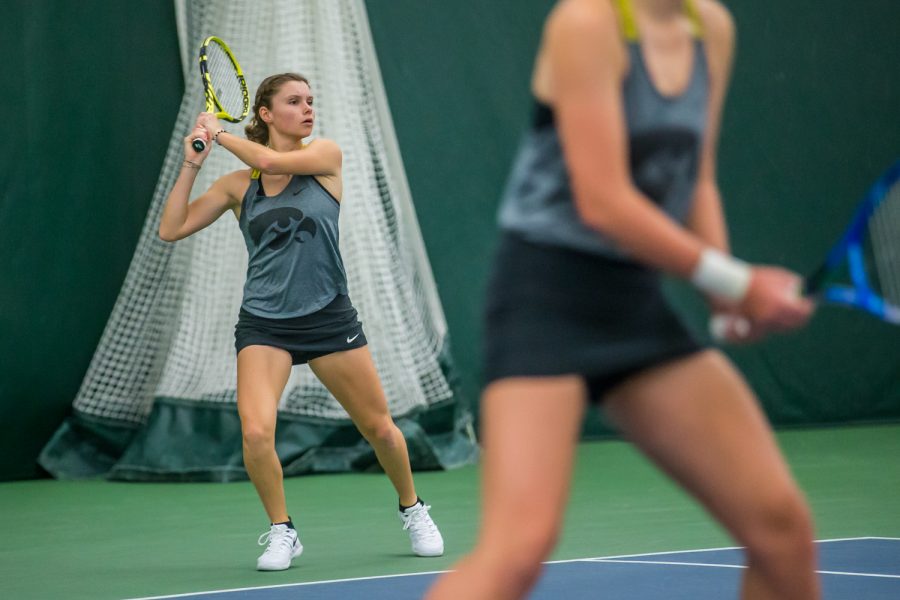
{"left": 130, "top": 537, "right": 900, "bottom": 600}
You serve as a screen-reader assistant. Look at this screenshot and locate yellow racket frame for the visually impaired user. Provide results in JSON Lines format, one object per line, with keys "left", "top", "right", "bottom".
{"left": 198, "top": 35, "right": 250, "bottom": 122}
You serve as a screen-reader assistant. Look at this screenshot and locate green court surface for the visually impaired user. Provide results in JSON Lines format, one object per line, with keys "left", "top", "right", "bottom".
{"left": 1, "top": 424, "right": 898, "bottom": 600}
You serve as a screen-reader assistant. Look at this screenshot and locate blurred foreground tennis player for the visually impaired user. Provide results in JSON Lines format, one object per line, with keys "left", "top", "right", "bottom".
{"left": 159, "top": 73, "right": 443, "bottom": 571}
{"left": 426, "top": 0, "right": 818, "bottom": 598}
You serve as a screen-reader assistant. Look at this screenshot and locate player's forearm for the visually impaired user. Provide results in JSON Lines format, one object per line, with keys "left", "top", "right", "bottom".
{"left": 577, "top": 187, "right": 703, "bottom": 278}
{"left": 578, "top": 187, "right": 751, "bottom": 302}
{"left": 580, "top": 187, "right": 751, "bottom": 302}
{"left": 159, "top": 163, "right": 200, "bottom": 241}
{"left": 214, "top": 132, "right": 275, "bottom": 172}
{"left": 687, "top": 180, "right": 730, "bottom": 252}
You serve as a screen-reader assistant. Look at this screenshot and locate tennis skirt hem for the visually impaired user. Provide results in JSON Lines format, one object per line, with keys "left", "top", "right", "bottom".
{"left": 234, "top": 294, "right": 367, "bottom": 365}
{"left": 482, "top": 233, "right": 706, "bottom": 402}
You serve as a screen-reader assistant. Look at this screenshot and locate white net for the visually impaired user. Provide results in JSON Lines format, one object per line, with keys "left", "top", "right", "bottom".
{"left": 71, "top": 0, "right": 455, "bottom": 424}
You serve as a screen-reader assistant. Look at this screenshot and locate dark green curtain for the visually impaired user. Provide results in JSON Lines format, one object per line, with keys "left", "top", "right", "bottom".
{"left": 0, "top": 1, "right": 184, "bottom": 481}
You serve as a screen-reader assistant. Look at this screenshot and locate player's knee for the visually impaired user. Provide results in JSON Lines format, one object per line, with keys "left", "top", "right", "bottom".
{"left": 502, "top": 535, "right": 553, "bottom": 589}
{"left": 744, "top": 489, "right": 815, "bottom": 565}
{"left": 517, "top": 527, "right": 558, "bottom": 568}
{"left": 473, "top": 541, "right": 547, "bottom": 594}
{"left": 358, "top": 417, "right": 398, "bottom": 448}
{"left": 484, "top": 519, "right": 558, "bottom": 575}
{"left": 241, "top": 422, "right": 275, "bottom": 452}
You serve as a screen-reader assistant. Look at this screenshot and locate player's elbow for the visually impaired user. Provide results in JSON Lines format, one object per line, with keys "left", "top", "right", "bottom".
{"left": 575, "top": 202, "right": 612, "bottom": 232}
{"left": 572, "top": 187, "right": 620, "bottom": 234}
{"left": 256, "top": 148, "right": 285, "bottom": 175}
{"left": 569, "top": 170, "right": 632, "bottom": 232}
{"left": 255, "top": 156, "right": 278, "bottom": 175}
{"left": 158, "top": 226, "right": 180, "bottom": 243}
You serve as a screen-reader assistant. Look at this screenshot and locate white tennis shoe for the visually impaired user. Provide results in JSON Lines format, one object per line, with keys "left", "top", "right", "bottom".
{"left": 256, "top": 524, "right": 303, "bottom": 571}
{"left": 399, "top": 502, "right": 444, "bottom": 557}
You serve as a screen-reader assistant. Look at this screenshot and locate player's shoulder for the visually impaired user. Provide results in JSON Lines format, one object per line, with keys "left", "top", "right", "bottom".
{"left": 302, "top": 138, "right": 342, "bottom": 173}
{"left": 542, "top": 0, "right": 624, "bottom": 70}
{"left": 696, "top": 0, "right": 735, "bottom": 44}
{"left": 213, "top": 168, "right": 254, "bottom": 201}
{"left": 220, "top": 168, "right": 254, "bottom": 184}
{"left": 695, "top": 0, "right": 735, "bottom": 76}
{"left": 546, "top": 0, "right": 620, "bottom": 40}
{"left": 303, "top": 137, "right": 342, "bottom": 157}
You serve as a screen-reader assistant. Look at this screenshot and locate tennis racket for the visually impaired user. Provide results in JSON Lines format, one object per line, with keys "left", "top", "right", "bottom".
{"left": 191, "top": 36, "right": 250, "bottom": 153}
{"left": 712, "top": 159, "right": 900, "bottom": 339}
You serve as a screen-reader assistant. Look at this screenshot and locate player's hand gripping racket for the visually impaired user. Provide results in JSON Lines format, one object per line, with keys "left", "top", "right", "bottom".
{"left": 712, "top": 159, "right": 900, "bottom": 340}
{"left": 191, "top": 36, "right": 250, "bottom": 152}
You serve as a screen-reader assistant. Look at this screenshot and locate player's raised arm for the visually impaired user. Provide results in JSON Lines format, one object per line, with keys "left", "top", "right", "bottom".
{"left": 158, "top": 125, "right": 241, "bottom": 242}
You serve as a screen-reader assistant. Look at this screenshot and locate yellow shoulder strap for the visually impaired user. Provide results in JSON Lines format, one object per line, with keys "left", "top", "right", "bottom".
{"left": 250, "top": 168, "right": 261, "bottom": 180}
{"left": 684, "top": 0, "right": 704, "bottom": 39}
{"left": 613, "top": 0, "right": 703, "bottom": 41}
{"left": 613, "top": 0, "right": 639, "bottom": 42}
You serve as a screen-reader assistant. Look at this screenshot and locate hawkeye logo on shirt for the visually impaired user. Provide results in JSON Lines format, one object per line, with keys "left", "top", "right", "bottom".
{"left": 249, "top": 207, "right": 318, "bottom": 251}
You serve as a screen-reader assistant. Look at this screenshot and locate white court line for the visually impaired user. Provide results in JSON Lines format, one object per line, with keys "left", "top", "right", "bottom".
{"left": 124, "top": 537, "right": 899, "bottom": 600}
{"left": 817, "top": 570, "right": 900, "bottom": 580}
{"left": 591, "top": 559, "right": 746, "bottom": 570}
{"left": 567, "top": 536, "right": 877, "bottom": 562}
{"left": 592, "top": 559, "right": 900, "bottom": 580}
{"left": 123, "top": 569, "right": 453, "bottom": 600}
{"left": 573, "top": 536, "right": 900, "bottom": 562}
{"left": 563, "top": 544, "right": 741, "bottom": 561}
{"left": 817, "top": 536, "right": 900, "bottom": 543}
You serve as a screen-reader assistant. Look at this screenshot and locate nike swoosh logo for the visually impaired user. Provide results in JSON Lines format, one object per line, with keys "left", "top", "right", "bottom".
{"left": 347, "top": 333, "right": 360, "bottom": 344}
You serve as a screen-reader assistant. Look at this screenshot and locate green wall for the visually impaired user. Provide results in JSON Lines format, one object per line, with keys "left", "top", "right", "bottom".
{"left": 2, "top": 0, "right": 898, "bottom": 481}
{"left": 695, "top": 0, "right": 900, "bottom": 425}
{"left": 0, "top": 1, "right": 183, "bottom": 481}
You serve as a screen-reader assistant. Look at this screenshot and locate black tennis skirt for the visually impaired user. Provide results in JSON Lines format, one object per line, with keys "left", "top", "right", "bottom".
{"left": 234, "top": 294, "right": 367, "bottom": 365}
{"left": 483, "top": 233, "right": 705, "bottom": 402}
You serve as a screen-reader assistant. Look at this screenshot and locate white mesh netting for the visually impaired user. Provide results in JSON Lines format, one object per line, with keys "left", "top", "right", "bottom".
{"left": 71, "top": 0, "right": 454, "bottom": 424}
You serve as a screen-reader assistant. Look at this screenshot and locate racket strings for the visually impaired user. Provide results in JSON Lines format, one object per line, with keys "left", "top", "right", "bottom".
{"left": 206, "top": 42, "right": 246, "bottom": 119}
{"left": 869, "top": 179, "right": 900, "bottom": 306}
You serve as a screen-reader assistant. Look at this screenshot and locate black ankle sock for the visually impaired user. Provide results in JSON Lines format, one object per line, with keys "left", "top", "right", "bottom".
{"left": 272, "top": 517, "right": 295, "bottom": 530}
{"left": 399, "top": 497, "right": 422, "bottom": 512}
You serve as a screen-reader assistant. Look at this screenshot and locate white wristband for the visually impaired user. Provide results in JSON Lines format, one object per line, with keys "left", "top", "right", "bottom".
{"left": 690, "top": 248, "right": 752, "bottom": 302}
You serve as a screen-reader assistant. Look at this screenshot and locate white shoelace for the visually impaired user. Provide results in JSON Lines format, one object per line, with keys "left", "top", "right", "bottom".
{"left": 402, "top": 504, "right": 439, "bottom": 538}
{"left": 258, "top": 527, "right": 295, "bottom": 555}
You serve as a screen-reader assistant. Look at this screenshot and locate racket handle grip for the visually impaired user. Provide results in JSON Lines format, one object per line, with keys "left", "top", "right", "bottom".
{"left": 709, "top": 314, "right": 751, "bottom": 342}
{"left": 191, "top": 138, "right": 207, "bottom": 153}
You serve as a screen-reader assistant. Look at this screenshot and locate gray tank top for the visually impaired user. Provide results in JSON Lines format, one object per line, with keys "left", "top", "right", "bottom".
{"left": 238, "top": 170, "right": 348, "bottom": 318}
{"left": 498, "top": 0, "right": 709, "bottom": 260}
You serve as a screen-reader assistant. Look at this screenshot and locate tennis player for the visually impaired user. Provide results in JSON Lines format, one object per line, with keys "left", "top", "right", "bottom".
{"left": 426, "top": 0, "right": 818, "bottom": 598}
{"left": 159, "top": 73, "right": 443, "bottom": 571}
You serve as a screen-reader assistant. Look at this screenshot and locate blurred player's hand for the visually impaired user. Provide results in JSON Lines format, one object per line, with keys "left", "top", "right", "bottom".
{"left": 740, "top": 266, "right": 814, "bottom": 334}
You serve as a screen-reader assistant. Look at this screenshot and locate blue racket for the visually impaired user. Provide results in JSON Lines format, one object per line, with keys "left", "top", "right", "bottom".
{"left": 804, "top": 159, "right": 900, "bottom": 324}
{"left": 712, "top": 159, "right": 900, "bottom": 340}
